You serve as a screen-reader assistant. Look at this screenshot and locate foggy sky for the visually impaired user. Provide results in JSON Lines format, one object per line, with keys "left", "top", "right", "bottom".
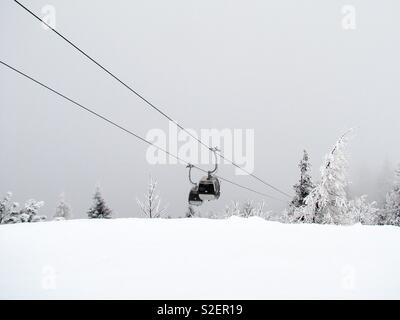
{"left": 1, "top": 0, "right": 399, "bottom": 218}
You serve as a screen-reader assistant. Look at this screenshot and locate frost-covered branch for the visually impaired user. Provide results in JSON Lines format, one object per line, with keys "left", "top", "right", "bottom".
{"left": 136, "top": 176, "right": 168, "bottom": 218}
{"left": 0, "top": 192, "right": 46, "bottom": 224}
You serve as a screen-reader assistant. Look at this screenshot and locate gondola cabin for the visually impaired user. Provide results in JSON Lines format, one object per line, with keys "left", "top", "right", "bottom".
{"left": 188, "top": 186, "right": 203, "bottom": 206}
{"left": 198, "top": 175, "right": 221, "bottom": 201}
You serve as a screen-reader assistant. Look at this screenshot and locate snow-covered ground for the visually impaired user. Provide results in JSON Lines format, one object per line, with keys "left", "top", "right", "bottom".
{"left": 0, "top": 217, "right": 399, "bottom": 299}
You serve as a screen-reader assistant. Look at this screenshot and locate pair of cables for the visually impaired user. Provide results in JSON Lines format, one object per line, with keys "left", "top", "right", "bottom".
{"left": 3, "top": 0, "right": 292, "bottom": 201}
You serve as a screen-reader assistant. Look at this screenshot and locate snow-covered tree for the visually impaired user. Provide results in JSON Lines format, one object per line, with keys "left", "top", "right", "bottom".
{"left": 223, "top": 200, "right": 270, "bottom": 219}
{"left": 376, "top": 159, "right": 394, "bottom": 206}
{"left": 2, "top": 197, "right": 45, "bottom": 224}
{"left": 253, "top": 200, "right": 272, "bottom": 219}
{"left": 2, "top": 202, "right": 22, "bottom": 224}
{"left": 375, "top": 209, "right": 390, "bottom": 226}
{"left": 87, "top": 187, "right": 112, "bottom": 219}
{"left": 136, "top": 176, "right": 168, "bottom": 218}
{"left": 54, "top": 193, "right": 71, "bottom": 220}
{"left": 301, "top": 130, "right": 353, "bottom": 224}
{"left": 287, "top": 150, "right": 315, "bottom": 222}
{"left": 241, "top": 200, "right": 256, "bottom": 217}
{"left": 280, "top": 209, "right": 293, "bottom": 223}
{"left": 224, "top": 201, "right": 240, "bottom": 218}
{"left": 0, "top": 192, "right": 12, "bottom": 224}
{"left": 291, "top": 150, "right": 315, "bottom": 208}
{"left": 23, "top": 199, "right": 46, "bottom": 222}
{"left": 347, "top": 195, "right": 380, "bottom": 225}
{"left": 383, "top": 165, "right": 400, "bottom": 226}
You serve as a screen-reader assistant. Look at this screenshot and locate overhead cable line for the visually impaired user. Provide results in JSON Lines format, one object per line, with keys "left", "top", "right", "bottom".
{"left": 0, "top": 60, "right": 286, "bottom": 202}
{"left": 14, "top": 0, "right": 291, "bottom": 199}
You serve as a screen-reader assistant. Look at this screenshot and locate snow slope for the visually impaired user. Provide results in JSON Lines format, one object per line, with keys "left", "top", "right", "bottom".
{"left": 1, "top": 217, "right": 399, "bottom": 299}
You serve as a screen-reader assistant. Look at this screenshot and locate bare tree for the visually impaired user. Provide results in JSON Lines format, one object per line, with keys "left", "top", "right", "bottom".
{"left": 137, "top": 176, "right": 168, "bottom": 218}
{"left": 241, "top": 200, "right": 256, "bottom": 217}
{"left": 253, "top": 200, "right": 272, "bottom": 219}
{"left": 224, "top": 201, "right": 240, "bottom": 218}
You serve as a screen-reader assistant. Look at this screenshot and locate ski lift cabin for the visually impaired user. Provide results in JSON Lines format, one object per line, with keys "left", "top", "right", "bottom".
{"left": 188, "top": 186, "right": 203, "bottom": 206}
{"left": 198, "top": 175, "right": 221, "bottom": 201}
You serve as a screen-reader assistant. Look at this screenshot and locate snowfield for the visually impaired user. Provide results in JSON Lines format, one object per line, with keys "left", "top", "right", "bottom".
{"left": 0, "top": 217, "right": 400, "bottom": 299}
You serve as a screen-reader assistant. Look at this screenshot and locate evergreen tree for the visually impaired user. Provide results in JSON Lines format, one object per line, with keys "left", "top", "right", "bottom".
{"left": 289, "top": 150, "right": 315, "bottom": 222}
{"left": 300, "top": 130, "right": 352, "bottom": 224}
{"left": 54, "top": 193, "right": 71, "bottom": 220}
{"left": 0, "top": 192, "right": 12, "bottom": 224}
{"left": 384, "top": 165, "right": 400, "bottom": 225}
{"left": 3, "top": 202, "right": 22, "bottom": 224}
{"left": 1, "top": 197, "right": 45, "bottom": 224}
{"left": 87, "top": 187, "right": 112, "bottom": 219}
{"left": 22, "top": 199, "right": 46, "bottom": 222}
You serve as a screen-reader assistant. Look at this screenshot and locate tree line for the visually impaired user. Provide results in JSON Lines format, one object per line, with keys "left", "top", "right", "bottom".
{"left": 1, "top": 130, "right": 399, "bottom": 226}
{"left": 0, "top": 177, "right": 168, "bottom": 223}
{"left": 282, "top": 130, "right": 399, "bottom": 225}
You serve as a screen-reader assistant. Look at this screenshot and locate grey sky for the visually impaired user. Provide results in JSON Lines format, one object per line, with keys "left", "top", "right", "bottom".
{"left": 1, "top": 0, "right": 399, "bottom": 218}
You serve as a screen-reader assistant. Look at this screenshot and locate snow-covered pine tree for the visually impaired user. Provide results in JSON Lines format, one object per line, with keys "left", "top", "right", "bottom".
{"left": 2, "top": 202, "right": 22, "bottom": 224}
{"left": 2, "top": 198, "right": 46, "bottom": 224}
{"left": 87, "top": 187, "right": 112, "bottom": 219}
{"left": 54, "top": 193, "right": 71, "bottom": 220}
{"left": 384, "top": 165, "right": 400, "bottom": 226}
{"left": 22, "top": 199, "right": 46, "bottom": 222}
{"left": 0, "top": 192, "right": 12, "bottom": 224}
{"left": 288, "top": 150, "right": 315, "bottom": 222}
{"left": 301, "top": 130, "right": 353, "bottom": 224}
{"left": 375, "top": 209, "right": 389, "bottom": 226}
{"left": 136, "top": 176, "right": 168, "bottom": 218}
{"left": 291, "top": 150, "right": 315, "bottom": 207}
